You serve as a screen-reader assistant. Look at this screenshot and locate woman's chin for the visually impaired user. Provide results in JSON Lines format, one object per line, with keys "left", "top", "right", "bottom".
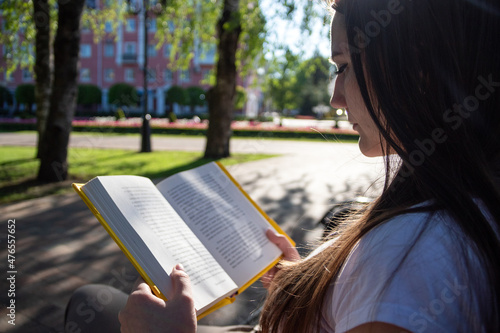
{"left": 358, "top": 139, "right": 384, "bottom": 157}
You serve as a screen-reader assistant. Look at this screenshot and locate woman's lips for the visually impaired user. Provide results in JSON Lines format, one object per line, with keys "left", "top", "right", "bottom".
{"left": 352, "top": 123, "right": 359, "bottom": 131}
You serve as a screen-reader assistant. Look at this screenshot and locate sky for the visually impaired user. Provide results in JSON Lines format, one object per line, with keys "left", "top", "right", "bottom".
{"left": 261, "top": 0, "right": 331, "bottom": 60}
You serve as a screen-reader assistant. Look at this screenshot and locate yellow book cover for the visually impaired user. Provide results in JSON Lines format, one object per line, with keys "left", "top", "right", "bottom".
{"left": 73, "top": 161, "right": 294, "bottom": 319}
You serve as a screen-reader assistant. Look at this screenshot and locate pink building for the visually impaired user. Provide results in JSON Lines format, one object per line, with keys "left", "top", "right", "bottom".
{"left": 0, "top": 4, "right": 217, "bottom": 116}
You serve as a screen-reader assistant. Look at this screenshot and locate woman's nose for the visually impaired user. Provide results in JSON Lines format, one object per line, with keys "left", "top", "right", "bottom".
{"left": 330, "top": 78, "right": 346, "bottom": 109}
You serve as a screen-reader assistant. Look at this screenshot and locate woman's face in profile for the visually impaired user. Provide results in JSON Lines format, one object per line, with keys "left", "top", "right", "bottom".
{"left": 329, "top": 12, "right": 384, "bottom": 157}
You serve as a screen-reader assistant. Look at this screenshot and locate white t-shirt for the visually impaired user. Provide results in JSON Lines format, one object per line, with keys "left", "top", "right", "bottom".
{"left": 318, "top": 208, "right": 493, "bottom": 333}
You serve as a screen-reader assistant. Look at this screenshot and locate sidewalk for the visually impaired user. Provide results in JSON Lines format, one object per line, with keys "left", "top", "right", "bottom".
{"left": 0, "top": 133, "right": 384, "bottom": 332}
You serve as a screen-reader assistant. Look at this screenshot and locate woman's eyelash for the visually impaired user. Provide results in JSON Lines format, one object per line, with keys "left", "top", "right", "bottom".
{"left": 334, "top": 64, "right": 347, "bottom": 75}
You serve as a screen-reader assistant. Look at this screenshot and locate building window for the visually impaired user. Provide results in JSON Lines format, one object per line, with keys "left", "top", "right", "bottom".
{"left": 199, "top": 43, "right": 216, "bottom": 64}
{"left": 22, "top": 69, "right": 32, "bottom": 82}
{"left": 163, "top": 69, "right": 172, "bottom": 83}
{"left": 86, "top": 0, "right": 96, "bottom": 9}
{"left": 124, "top": 42, "right": 136, "bottom": 56}
{"left": 125, "top": 68, "right": 135, "bottom": 82}
{"left": 3, "top": 45, "right": 12, "bottom": 57}
{"left": 163, "top": 44, "right": 172, "bottom": 57}
{"left": 5, "top": 71, "right": 14, "bottom": 82}
{"left": 127, "top": 0, "right": 140, "bottom": 12}
{"left": 147, "top": 44, "right": 157, "bottom": 57}
{"left": 126, "top": 18, "right": 136, "bottom": 32}
{"left": 202, "top": 69, "right": 211, "bottom": 82}
{"left": 147, "top": 18, "right": 157, "bottom": 32}
{"left": 104, "top": 68, "right": 115, "bottom": 82}
{"left": 179, "top": 69, "right": 190, "bottom": 83}
{"left": 123, "top": 42, "right": 137, "bottom": 63}
{"left": 147, "top": 69, "right": 156, "bottom": 83}
{"left": 81, "top": 20, "right": 91, "bottom": 33}
{"left": 80, "top": 44, "right": 92, "bottom": 58}
{"left": 105, "top": 21, "right": 113, "bottom": 33}
{"left": 80, "top": 68, "right": 91, "bottom": 82}
{"left": 104, "top": 42, "right": 114, "bottom": 57}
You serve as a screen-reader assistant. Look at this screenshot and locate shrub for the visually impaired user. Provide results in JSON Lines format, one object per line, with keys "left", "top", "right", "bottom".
{"left": 186, "top": 86, "right": 206, "bottom": 106}
{"left": 165, "top": 85, "right": 188, "bottom": 106}
{"left": 168, "top": 111, "right": 177, "bottom": 123}
{"left": 115, "top": 108, "right": 126, "bottom": 120}
{"left": 185, "top": 86, "right": 206, "bottom": 115}
{"left": 108, "top": 83, "right": 139, "bottom": 107}
{"left": 78, "top": 84, "right": 102, "bottom": 106}
{"left": 165, "top": 86, "right": 188, "bottom": 122}
{"left": 14, "top": 84, "right": 35, "bottom": 111}
{"left": 0, "top": 86, "right": 13, "bottom": 106}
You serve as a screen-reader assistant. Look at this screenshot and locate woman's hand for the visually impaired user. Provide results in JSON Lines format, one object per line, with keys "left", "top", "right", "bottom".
{"left": 119, "top": 264, "right": 197, "bottom": 333}
{"left": 261, "top": 229, "right": 300, "bottom": 289}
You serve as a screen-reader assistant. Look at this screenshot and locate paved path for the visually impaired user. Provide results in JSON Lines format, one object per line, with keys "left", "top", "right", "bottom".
{"left": 0, "top": 132, "right": 384, "bottom": 332}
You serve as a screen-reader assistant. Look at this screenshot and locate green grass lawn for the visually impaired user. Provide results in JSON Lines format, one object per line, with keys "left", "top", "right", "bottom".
{"left": 0, "top": 146, "right": 277, "bottom": 204}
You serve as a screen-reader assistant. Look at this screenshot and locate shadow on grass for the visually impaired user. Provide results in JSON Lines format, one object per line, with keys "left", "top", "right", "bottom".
{"left": 0, "top": 157, "right": 37, "bottom": 167}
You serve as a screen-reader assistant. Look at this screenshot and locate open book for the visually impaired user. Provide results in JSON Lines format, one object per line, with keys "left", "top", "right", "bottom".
{"left": 73, "top": 161, "right": 293, "bottom": 319}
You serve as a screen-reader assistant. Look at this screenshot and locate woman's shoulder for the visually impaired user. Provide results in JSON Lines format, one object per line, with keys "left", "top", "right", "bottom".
{"left": 324, "top": 206, "right": 488, "bottom": 333}
{"left": 359, "top": 206, "right": 460, "bottom": 253}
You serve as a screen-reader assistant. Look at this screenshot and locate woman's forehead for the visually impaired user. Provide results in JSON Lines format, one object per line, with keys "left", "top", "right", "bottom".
{"left": 330, "top": 12, "right": 348, "bottom": 58}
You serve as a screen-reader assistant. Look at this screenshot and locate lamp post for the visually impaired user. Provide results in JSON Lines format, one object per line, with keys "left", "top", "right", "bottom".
{"left": 140, "top": 0, "right": 152, "bottom": 152}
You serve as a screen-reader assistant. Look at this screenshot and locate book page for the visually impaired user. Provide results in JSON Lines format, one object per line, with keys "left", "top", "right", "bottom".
{"left": 157, "top": 163, "right": 282, "bottom": 287}
{"left": 83, "top": 176, "right": 238, "bottom": 312}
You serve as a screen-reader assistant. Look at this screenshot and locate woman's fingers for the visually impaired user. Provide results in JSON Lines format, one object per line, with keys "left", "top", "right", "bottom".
{"left": 170, "top": 264, "right": 195, "bottom": 305}
{"left": 261, "top": 230, "right": 300, "bottom": 289}
{"left": 266, "top": 229, "right": 300, "bottom": 261}
{"left": 119, "top": 265, "right": 197, "bottom": 333}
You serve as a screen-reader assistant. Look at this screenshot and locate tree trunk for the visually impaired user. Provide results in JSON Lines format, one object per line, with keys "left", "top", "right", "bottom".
{"left": 204, "top": 0, "right": 241, "bottom": 159}
{"left": 37, "top": 0, "right": 85, "bottom": 182}
{"left": 33, "top": 0, "right": 52, "bottom": 159}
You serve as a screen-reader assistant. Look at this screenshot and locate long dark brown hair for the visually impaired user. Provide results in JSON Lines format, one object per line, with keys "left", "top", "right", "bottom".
{"left": 260, "top": 0, "right": 500, "bottom": 332}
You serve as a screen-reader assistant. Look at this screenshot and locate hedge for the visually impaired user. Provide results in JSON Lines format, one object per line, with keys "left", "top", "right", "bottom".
{"left": 0, "top": 86, "right": 13, "bottom": 106}
{"left": 108, "top": 83, "right": 139, "bottom": 106}
{"left": 78, "top": 84, "right": 102, "bottom": 106}
{"left": 165, "top": 85, "right": 188, "bottom": 105}
{"left": 14, "top": 84, "right": 35, "bottom": 107}
{"left": 0, "top": 122, "right": 359, "bottom": 141}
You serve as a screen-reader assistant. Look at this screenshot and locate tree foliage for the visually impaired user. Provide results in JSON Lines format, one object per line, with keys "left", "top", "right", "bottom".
{"left": 265, "top": 48, "right": 301, "bottom": 112}
{"left": 234, "top": 85, "right": 247, "bottom": 110}
{"left": 295, "top": 54, "right": 332, "bottom": 115}
{"left": 0, "top": 0, "right": 124, "bottom": 74}
{"left": 264, "top": 52, "right": 332, "bottom": 115}
{"left": 154, "top": 0, "right": 266, "bottom": 76}
{"left": 0, "top": 0, "right": 47, "bottom": 75}
{"left": 108, "top": 83, "right": 139, "bottom": 107}
{"left": 80, "top": 2, "right": 127, "bottom": 43}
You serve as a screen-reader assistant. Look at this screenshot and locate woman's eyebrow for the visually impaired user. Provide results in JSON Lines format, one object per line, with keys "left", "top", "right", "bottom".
{"left": 329, "top": 51, "right": 346, "bottom": 64}
{"left": 331, "top": 50, "right": 344, "bottom": 58}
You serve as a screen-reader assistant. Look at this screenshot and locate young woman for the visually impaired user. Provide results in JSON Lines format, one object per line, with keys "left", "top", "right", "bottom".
{"left": 69, "top": 0, "right": 500, "bottom": 332}
{"left": 258, "top": 0, "right": 500, "bottom": 332}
